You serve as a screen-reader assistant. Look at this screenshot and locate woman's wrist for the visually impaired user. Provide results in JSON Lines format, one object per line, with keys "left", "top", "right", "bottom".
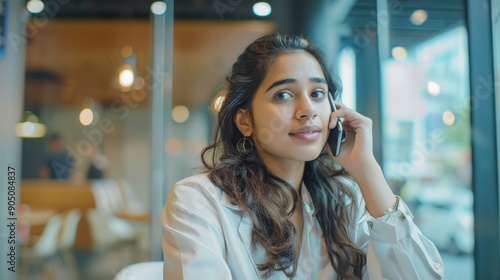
{"left": 344, "top": 156, "right": 380, "bottom": 179}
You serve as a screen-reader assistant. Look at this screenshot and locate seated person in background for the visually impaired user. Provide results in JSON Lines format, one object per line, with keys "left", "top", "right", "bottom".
{"left": 161, "top": 34, "right": 444, "bottom": 279}
{"left": 40, "top": 133, "right": 74, "bottom": 180}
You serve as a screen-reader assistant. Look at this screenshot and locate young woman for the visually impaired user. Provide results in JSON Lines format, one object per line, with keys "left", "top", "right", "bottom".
{"left": 161, "top": 34, "right": 444, "bottom": 279}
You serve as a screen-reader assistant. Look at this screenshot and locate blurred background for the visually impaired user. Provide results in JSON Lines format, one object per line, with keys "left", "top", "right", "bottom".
{"left": 0, "top": 0, "right": 498, "bottom": 279}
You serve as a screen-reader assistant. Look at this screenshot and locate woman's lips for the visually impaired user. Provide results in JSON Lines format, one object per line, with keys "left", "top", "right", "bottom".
{"left": 289, "top": 125, "right": 322, "bottom": 141}
{"left": 289, "top": 131, "right": 321, "bottom": 141}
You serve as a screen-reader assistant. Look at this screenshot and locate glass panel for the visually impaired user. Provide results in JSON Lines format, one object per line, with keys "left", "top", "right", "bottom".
{"left": 380, "top": 1, "right": 473, "bottom": 279}
{"left": 17, "top": 4, "right": 167, "bottom": 279}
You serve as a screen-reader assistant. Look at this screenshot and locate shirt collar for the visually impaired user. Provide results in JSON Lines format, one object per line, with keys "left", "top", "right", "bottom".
{"left": 220, "top": 191, "right": 240, "bottom": 210}
{"left": 300, "top": 181, "right": 315, "bottom": 215}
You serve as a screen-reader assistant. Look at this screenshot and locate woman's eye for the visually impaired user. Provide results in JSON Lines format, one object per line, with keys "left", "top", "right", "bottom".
{"left": 311, "top": 90, "right": 326, "bottom": 98}
{"left": 274, "top": 91, "right": 292, "bottom": 100}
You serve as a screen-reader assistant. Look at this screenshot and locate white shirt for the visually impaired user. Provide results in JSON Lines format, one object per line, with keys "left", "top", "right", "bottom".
{"left": 161, "top": 173, "right": 444, "bottom": 280}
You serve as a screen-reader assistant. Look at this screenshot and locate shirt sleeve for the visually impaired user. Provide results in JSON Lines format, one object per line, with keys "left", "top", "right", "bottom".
{"left": 161, "top": 182, "right": 233, "bottom": 280}
{"left": 350, "top": 195, "right": 445, "bottom": 280}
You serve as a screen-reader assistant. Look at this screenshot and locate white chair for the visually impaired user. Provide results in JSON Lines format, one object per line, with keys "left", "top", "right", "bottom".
{"left": 86, "top": 208, "right": 136, "bottom": 248}
{"left": 91, "top": 179, "right": 131, "bottom": 213}
{"left": 20, "top": 214, "right": 64, "bottom": 279}
{"left": 117, "top": 179, "right": 147, "bottom": 214}
{"left": 59, "top": 209, "right": 82, "bottom": 249}
{"left": 88, "top": 179, "right": 142, "bottom": 248}
{"left": 113, "top": 261, "right": 163, "bottom": 280}
{"left": 21, "top": 214, "right": 63, "bottom": 258}
{"left": 58, "top": 209, "right": 83, "bottom": 280}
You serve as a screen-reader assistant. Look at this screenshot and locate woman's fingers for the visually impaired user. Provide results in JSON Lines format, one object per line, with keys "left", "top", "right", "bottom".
{"left": 333, "top": 101, "right": 345, "bottom": 110}
{"left": 327, "top": 102, "right": 376, "bottom": 169}
{"left": 329, "top": 105, "right": 372, "bottom": 131}
{"left": 329, "top": 102, "right": 373, "bottom": 148}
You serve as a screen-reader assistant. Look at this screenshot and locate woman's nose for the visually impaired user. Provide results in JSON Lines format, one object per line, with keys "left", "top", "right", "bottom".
{"left": 295, "top": 95, "right": 318, "bottom": 120}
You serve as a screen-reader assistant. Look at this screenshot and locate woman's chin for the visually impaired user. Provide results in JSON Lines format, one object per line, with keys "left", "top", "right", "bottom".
{"left": 291, "top": 149, "right": 323, "bottom": 162}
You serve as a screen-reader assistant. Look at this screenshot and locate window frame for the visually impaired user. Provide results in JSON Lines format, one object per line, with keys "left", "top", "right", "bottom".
{"left": 466, "top": 0, "right": 499, "bottom": 278}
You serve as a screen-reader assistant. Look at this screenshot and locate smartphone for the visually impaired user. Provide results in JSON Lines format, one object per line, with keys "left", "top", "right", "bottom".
{"left": 327, "top": 92, "right": 345, "bottom": 157}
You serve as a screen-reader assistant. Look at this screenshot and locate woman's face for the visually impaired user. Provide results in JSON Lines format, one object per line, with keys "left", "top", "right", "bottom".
{"left": 247, "top": 50, "right": 331, "bottom": 164}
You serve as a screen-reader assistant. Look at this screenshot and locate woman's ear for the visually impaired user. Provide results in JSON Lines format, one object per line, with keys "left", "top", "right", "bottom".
{"left": 234, "top": 109, "right": 253, "bottom": 137}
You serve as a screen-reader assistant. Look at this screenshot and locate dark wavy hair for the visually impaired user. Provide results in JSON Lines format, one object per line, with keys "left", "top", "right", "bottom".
{"left": 201, "top": 34, "right": 366, "bottom": 279}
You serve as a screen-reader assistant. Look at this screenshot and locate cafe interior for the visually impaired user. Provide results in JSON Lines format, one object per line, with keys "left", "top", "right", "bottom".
{"left": 0, "top": 0, "right": 499, "bottom": 279}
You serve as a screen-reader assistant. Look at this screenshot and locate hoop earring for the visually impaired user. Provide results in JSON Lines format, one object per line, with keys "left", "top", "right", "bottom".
{"left": 237, "top": 136, "right": 253, "bottom": 153}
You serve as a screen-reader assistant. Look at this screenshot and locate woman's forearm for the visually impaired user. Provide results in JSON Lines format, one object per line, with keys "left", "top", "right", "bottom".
{"left": 347, "top": 159, "right": 397, "bottom": 218}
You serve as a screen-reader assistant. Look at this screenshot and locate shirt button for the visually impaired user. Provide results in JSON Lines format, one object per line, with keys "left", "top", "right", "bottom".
{"left": 434, "top": 263, "right": 442, "bottom": 270}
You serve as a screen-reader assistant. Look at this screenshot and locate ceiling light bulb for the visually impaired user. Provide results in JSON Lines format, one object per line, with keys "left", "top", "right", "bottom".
{"left": 151, "top": 1, "right": 167, "bottom": 15}
{"left": 410, "top": 9, "right": 428, "bottom": 25}
{"left": 391, "top": 46, "right": 407, "bottom": 61}
{"left": 427, "top": 81, "right": 441, "bottom": 96}
{"left": 165, "top": 138, "right": 182, "bottom": 156}
{"left": 27, "top": 0, "right": 44, "bottom": 14}
{"left": 253, "top": 2, "right": 271, "bottom": 17}
{"left": 118, "top": 67, "right": 134, "bottom": 88}
{"left": 172, "top": 105, "right": 190, "bottom": 123}
{"left": 80, "top": 108, "right": 94, "bottom": 126}
{"left": 443, "top": 111, "right": 455, "bottom": 126}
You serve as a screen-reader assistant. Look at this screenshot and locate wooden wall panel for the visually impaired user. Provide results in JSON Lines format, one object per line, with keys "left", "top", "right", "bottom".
{"left": 25, "top": 20, "right": 276, "bottom": 108}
